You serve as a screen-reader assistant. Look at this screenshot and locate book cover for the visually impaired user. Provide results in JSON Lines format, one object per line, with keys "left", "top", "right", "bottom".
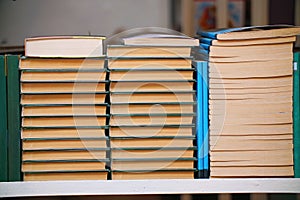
{"left": 195, "top": 61, "right": 204, "bottom": 178}
{"left": 294, "top": 52, "right": 300, "bottom": 178}
{"left": 202, "top": 61, "right": 209, "bottom": 178}
{"left": 199, "top": 25, "right": 300, "bottom": 40}
{"left": 7, "top": 55, "right": 21, "bottom": 181}
{"left": 0, "top": 56, "right": 8, "bottom": 182}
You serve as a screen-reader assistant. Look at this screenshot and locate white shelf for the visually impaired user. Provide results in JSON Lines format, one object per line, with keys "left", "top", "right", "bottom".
{"left": 0, "top": 178, "right": 300, "bottom": 197}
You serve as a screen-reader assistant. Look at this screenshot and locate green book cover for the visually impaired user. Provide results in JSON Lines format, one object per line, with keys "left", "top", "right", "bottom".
{"left": 7, "top": 55, "right": 21, "bottom": 181}
{"left": 0, "top": 56, "right": 8, "bottom": 182}
{"left": 294, "top": 52, "right": 300, "bottom": 178}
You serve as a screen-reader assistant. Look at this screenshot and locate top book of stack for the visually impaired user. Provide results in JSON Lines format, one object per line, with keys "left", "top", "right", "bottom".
{"left": 25, "top": 36, "right": 105, "bottom": 57}
{"left": 199, "top": 25, "right": 300, "bottom": 40}
{"left": 122, "top": 34, "right": 199, "bottom": 46}
{"left": 107, "top": 34, "right": 199, "bottom": 58}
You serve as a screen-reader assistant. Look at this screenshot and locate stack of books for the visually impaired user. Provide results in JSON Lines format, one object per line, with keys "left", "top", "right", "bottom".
{"left": 199, "top": 25, "right": 300, "bottom": 177}
{"left": 107, "top": 34, "right": 199, "bottom": 179}
{"left": 20, "top": 36, "right": 109, "bottom": 181}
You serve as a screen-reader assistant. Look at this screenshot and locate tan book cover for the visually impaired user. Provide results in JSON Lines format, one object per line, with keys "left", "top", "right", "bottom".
{"left": 21, "top": 82, "right": 106, "bottom": 93}
{"left": 24, "top": 171, "right": 107, "bottom": 181}
{"left": 108, "top": 58, "right": 192, "bottom": 69}
{"left": 110, "top": 92, "right": 194, "bottom": 103}
{"left": 22, "top": 116, "right": 107, "bottom": 127}
{"left": 110, "top": 81, "right": 194, "bottom": 92}
{"left": 20, "top": 58, "right": 105, "bottom": 69}
{"left": 110, "top": 126, "right": 193, "bottom": 137}
{"left": 22, "top": 128, "right": 106, "bottom": 139}
{"left": 23, "top": 150, "right": 107, "bottom": 161}
{"left": 21, "top": 71, "right": 106, "bottom": 82}
{"left": 110, "top": 70, "right": 193, "bottom": 81}
{"left": 22, "top": 105, "right": 107, "bottom": 117}
{"left": 23, "top": 139, "right": 107, "bottom": 150}
{"left": 112, "top": 159, "right": 194, "bottom": 170}
{"left": 111, "top": 103, "right": 194, "bottom": 114}
{"left": 22, "top": 161, "right": 106, "bottom": 172}
{"left": 112, "top": 170, "right": 194, "bottom": 180}
{"left": 21, "top": 94, "right": 107, "bottom": 105}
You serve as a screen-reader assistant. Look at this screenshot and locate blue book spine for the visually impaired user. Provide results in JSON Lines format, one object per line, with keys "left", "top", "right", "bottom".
{"left": 198, "top": 25, "right": 289, "bottom": 39}
{"left": 200, "top": 38, "right": 213, "bottom": 46}
{"left": 200, "top": 43, "right": 210, "bottom": 51}
{"left": 202, "top": 61, "right": 209, "bottom": 178}
{"left": 196, "top": 61, "right": 204, "bottom": 177}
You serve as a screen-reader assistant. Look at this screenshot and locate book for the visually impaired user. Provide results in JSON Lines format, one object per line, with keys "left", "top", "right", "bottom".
{"left": 110, "top": 92, "right": 195, "bottom": 103}
{"left": 111, "top": 159, "right": 195, "bottom": 171}
{"left": 23, "top": 171, "right": 108, "bottom": 181}
{"left": 20, "top": 57, "right": 106, "bottom": 70}
{"left": 0, "top": 55, "right": 8, "bottom": 182}
{"left": 22, "top": 105, "right": 107, "bottom": 117}
{"left": 21, "top": 82, "right": 106, "bottom": 93}
{"left": 22, "top": 128, "right": 106, "bottom": 138}
{"left": 199, "top": 25, "right": 300, "bottom": 40}
{"left": 110, "top": 114, "right": 194, "bottom": 126}
{"left": 210, "top": 149, "right": 293, "bottom": 166}
{"left": 108, "top": 58, "right": 192, "bottom": 69}
{"left": 195, "top": 61, "right": 204, "bottom": 178}
{"left": 22, "top": 138, "right": 108, "bottom": 150}
{"left": 202, "top": 42, "right": 293, "bottom": 62}
{"left": 25, "top": 36, "right": 105, "bottom": 57}
{"left": 22, "top": 160, "right": 107, "bottom": 172}
{"left": 111, "top": 148, "right": 195, "bottom": 159}
{"left": 22, "top": 116, "right": 107, "bottom": 127}
{"left": 110, "top": 126, "right": 194, "bottom": 137}
{"left": 112, "top": 170, "right": 194, "bottom": 180}
{"left": 210, "top": 166, "right": 293, "bottom": 178}
{"left": 110, "top": 137, "right": 194, "bottom": 148}
{"left": 122, "top": 34, "right": 199, "bottom": 46}
{"left": 21, "top": 93, "right": 107, "bottom": 104}
{"left": 200, "top": 36, "right": 296, "bottom": 46}
{"left": 21, "top": 70, "right": 107, "bottom": 82}
{"left": 110, "top": 103, "right": 194, "bottom": 114}
{"left": 202, "top": 61, "right": 209, "bottom": 178}
{"left": 107, "top": 45, "right": 191, "bottom": 58}
{"left": 209, "top": 59, "right": 293, "bottom": 78}
{"left": 294, "top": 52, "right": 300, "bottom": 178}
{"left": 7, "top": 55, "right": 21, "bottom": 181}
{"left": 110, "top": 70, "right": 194, "bottom": 81}
{"left": 110, "top": 81, "right": 194, "bottom": 92}
{"left": 23, "top": 149, "right": 107, "bottom": 161}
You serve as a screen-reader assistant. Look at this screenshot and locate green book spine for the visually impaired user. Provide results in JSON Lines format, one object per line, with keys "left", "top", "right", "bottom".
{"left": 294, "top": 52, "right": 300, "bottom": 178}
{"left": 7, "top": 55, "right": 21, "bottom": 181}
{"left": 0, "top": 56, "right": 8, "bottom": 182}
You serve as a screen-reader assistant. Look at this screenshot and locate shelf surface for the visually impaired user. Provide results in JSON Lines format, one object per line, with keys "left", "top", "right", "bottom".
{"left": 0, "top": 178, "right": 300, "bottom": 197}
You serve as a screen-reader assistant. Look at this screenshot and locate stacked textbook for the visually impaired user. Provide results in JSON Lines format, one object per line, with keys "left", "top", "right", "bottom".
{"left": 199, "top": 25, "right": 300, "bottom": 177}
{"left": 107, "top": 34, "right": 199, "bottom": 179}
{"left": 20, "top": 36, "right": 109, "bottom": 181}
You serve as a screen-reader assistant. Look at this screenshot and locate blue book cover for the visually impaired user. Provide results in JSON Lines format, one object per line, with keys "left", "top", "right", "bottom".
{"left": 200, "top": 43, "right": 210, "bottom": 51}
{"left": 196, "top": 61, "right": 204, "bottom": 178}
{"left": 202, "top": 61, "right": 209, "bottom": 178}
{"left": 200, "top": 38, "right": 213, "bottom": 46}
